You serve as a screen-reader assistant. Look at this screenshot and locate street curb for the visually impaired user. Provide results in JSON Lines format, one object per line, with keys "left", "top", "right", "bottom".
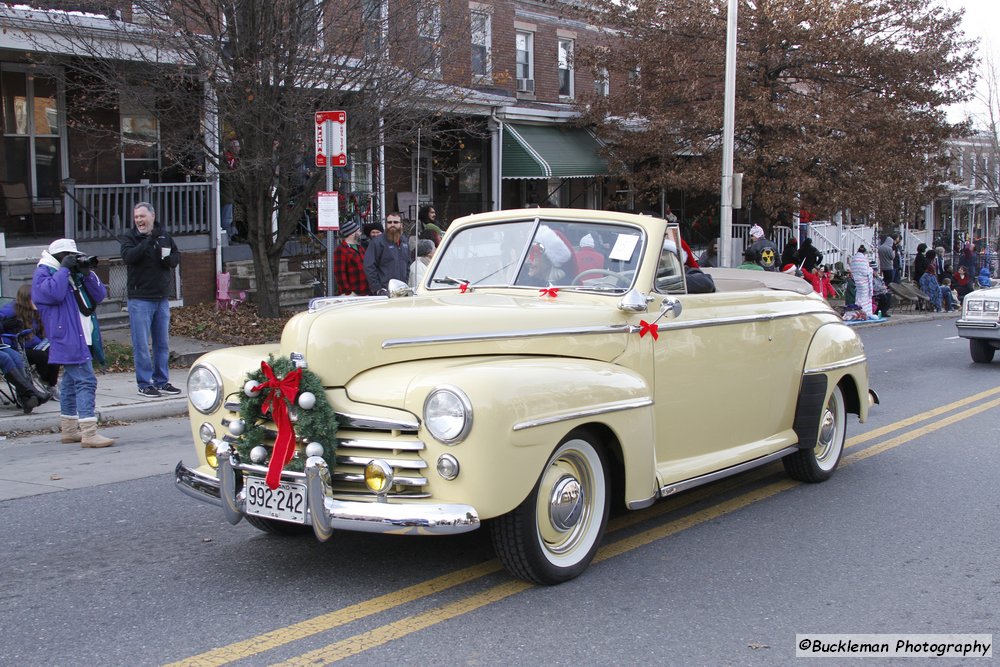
{"left": 2, "top": 399, "right": 189, "bottom": 434}
{"left": 851, "top": 311, "right": 959, "bottom": 328}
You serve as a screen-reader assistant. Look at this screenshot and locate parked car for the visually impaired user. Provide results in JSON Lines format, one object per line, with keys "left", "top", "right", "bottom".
{"left": 176, "top": 208, "right": 877, "bottom": 584}
{"left": 956, "top": 286, "right": 1000, "bottom": 362}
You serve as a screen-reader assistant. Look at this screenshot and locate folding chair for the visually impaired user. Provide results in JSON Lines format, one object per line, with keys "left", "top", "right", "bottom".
{"left": 888, "top": 283, "right": 915, "bottom": 311}
{"left": 216, "top": 272, "right": 247, "bottom": 312}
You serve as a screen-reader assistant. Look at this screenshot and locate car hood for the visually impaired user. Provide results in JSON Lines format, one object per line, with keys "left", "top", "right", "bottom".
{"left": 281, "top": 292, "right": 630, "bottom": 385}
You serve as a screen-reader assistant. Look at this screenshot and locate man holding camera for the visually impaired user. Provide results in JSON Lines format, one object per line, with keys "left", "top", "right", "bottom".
{"left": 32, "top": 238, "right": 114, "bottom": 447}
{"left": 120, "top": 201, "right": 181, "bottom": 398}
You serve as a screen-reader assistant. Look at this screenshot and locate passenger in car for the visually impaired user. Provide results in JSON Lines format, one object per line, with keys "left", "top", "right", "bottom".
{"left": 575, "top": 234, "right": 606, "bottom": 273}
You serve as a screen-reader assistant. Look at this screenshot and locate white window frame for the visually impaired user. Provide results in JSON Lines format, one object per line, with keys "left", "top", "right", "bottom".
{"left": 594, "top": 66, "right": 609, "bottom": 97}
{"left": 1, "top": 63, "right": 68, "bottom": 203}
{"left": 470, "top": 6, "right": 492, "bottom": 81}
{"left": 558, "top": 38, "right": 575, "bottom": 99}
{"left": 417, "top": 1, "right": 442, "bottom": 77}
{"left": 516, "top": 31, "right": 534, "bottom": 93}
{"left": 119, "top": 91, "right": 161, "bottom": 183}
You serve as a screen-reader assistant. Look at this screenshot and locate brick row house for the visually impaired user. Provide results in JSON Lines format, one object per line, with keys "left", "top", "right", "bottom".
{"left": 0, "top": 0, "right": 624, "bottom": 305}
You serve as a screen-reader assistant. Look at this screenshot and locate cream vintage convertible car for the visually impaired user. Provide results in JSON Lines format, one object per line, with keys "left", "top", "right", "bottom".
{"left": 176, "top": 209, "right": 876, "bottom": 584}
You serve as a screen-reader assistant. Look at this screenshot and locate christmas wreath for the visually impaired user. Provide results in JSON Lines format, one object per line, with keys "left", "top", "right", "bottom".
{"left": 234, "top": 355, "right": 338, "bottom": 489}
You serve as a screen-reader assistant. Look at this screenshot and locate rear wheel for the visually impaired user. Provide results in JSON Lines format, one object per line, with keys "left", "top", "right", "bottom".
{"left": 783, "top": 385, "right": 846, "bottom": 483}
{"left": 970, "top": 339, "right": 996, "bottom": 364}
{"left": 490, "top": 429, "right": 609, "bottom": 585}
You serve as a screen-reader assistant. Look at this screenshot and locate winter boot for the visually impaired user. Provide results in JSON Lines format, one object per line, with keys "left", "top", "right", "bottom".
{"left": 60, "top": 416, "right": 83, "bottom": 444}
{"left": 4, "top": 367, "right": 48, "bottom": 414}
{"left": 79, "top": 418, "right": 114, "bottom": 448}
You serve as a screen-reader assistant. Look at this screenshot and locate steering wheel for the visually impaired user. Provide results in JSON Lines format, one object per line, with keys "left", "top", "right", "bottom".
{"left": 571, "top": 268, "right": 630, "bottom": 287}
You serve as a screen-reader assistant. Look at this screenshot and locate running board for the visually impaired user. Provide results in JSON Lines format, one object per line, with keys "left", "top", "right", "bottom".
{"left": 657, "top": 446, "right": 799, "bottom": 498}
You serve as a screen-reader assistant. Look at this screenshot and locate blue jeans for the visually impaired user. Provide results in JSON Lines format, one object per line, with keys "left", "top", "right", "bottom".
{"left": 60, "top": 359, "right": 97, "bottom": 420}
{"left": 128, "top": 297, "right": 171, "bottom": 389}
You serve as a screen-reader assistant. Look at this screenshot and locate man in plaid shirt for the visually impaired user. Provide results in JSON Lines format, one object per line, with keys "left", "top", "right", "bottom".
{"left": 334, "top": 218, "right": 369, "bottom": 295}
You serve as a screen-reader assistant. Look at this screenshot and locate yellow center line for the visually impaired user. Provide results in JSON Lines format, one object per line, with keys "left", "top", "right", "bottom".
{"left": 846, "top": 384, "right": 1000, "bottom": 447}
{"left": 266, "top": 395, "right": 1000, "bottom": 666}
{"left": 168, "top": 386, "right": 1000, "bottom": 667}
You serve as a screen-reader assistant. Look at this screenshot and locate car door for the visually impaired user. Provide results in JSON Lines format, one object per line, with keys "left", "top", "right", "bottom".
{"left": 648, "top": 229, "right": 800, "bottom": 486}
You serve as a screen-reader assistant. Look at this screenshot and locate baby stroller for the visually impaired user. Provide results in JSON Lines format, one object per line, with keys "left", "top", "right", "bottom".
{"left": 0, "top": 324, "right": 52, "bottom": 414}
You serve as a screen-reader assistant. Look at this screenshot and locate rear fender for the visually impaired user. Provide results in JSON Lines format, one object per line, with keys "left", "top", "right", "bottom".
{"left": 802, "top": 322, "right": 870, "bottom": 423}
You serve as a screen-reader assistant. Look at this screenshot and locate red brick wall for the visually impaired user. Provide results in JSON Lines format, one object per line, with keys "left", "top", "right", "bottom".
{"left": 181, "top": 249, "right": 216, "bottom": 305}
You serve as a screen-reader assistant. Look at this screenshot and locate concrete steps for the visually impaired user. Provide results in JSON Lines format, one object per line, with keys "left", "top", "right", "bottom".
{"left": 224, "top": 259, "right": 316, "bottom": 309}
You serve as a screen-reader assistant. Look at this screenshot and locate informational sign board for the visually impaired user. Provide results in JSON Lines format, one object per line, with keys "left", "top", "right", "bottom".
{"left": 315, "top": 111, "right": 347, "bottom": 168}
{"left": 317, "top": 191, "right": 340, "bottom": 231}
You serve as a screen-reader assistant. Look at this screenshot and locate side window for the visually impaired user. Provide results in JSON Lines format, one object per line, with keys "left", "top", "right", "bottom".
{"left": 655, "top": 226, "right": 687, "bottom": 294}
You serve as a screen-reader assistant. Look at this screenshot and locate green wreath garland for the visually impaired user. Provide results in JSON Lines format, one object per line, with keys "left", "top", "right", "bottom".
{"left": 234, "top": 355, "right": 339, "bottom": 473}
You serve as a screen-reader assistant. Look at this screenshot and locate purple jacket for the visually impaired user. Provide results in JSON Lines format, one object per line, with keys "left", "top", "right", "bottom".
{"left": 31, "top": 264, "right": 107, "bottom": 365}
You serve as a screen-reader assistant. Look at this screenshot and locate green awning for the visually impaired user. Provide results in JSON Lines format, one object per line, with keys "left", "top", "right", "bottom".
{"left": 502, "top": 123, "right": 608, "bottom": 179}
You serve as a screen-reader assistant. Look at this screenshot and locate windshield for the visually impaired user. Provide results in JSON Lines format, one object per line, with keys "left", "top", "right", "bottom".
{"left": 428, "top": 218, "right": 645, "bottom": 292}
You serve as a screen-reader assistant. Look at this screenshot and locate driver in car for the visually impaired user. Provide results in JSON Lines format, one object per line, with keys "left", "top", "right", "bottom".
{"left": 518, "top": 226, "right": 573, "bottom": 286}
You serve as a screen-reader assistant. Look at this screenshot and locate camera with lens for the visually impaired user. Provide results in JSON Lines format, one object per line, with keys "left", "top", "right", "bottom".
{"left": 75, "top": 254, "right": 99, "bottom": 270}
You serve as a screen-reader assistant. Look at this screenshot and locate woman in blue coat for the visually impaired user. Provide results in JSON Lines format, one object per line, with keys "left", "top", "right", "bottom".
{"left": 32, "top": 238, "right": 114, "bottom": 448}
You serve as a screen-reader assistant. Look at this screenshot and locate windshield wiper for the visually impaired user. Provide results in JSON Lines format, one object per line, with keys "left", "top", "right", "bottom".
{"left": 432, "top": 276, "right": 464, "bottom": 285}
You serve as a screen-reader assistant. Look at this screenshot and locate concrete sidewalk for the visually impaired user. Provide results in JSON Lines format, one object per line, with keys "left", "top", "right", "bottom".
{"left": 0, "top": 328, "right": 228, "bottom": 435}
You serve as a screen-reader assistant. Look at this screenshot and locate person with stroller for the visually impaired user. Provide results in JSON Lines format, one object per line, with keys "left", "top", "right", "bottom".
{"left": 0, "top": 284, "right": 60, "bottom": 399}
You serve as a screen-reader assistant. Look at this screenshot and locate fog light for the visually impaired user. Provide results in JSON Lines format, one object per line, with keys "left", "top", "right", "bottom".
{"left": 204, "top": 441, "right": 219, "bottom": 468}
{"left": 199, "top": 423, "right": 216, "bottom": 444}
{"left": 437, "top": 454, "right": 459, "bottom": 480}
{"left": 364, "top": 459, "right": 394, "bottom": 494}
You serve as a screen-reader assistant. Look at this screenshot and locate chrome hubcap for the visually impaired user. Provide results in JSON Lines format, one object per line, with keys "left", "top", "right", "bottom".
{"left": 549, "top": 475, "right": 583, "bottom": 531}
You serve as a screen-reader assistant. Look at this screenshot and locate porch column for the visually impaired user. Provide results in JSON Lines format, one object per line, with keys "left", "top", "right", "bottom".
{"left": 489, "top": 115, "right": 502, "bottom": 211}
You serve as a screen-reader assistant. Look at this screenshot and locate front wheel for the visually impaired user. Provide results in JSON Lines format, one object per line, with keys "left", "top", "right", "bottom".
{"left": 783, "top": 385, "right": 846, "bottom": 483}
{"left": 970, "top": 339, "right": 996, "bottom": 364}
{"left": 489, "top": 430, "right": 609, "bottom": 585}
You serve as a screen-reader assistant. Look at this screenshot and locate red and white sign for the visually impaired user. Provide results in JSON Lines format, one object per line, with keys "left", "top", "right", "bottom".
{"left": 317, "top": 191, "right": 340, "bottom": 231}
{"left": 315, "top": 110, "right": 347, "bottom": 168}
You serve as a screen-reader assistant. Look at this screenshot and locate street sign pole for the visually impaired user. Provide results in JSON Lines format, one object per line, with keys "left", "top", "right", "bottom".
{"left": 326, "top": 121, "right": 335, "bottom": 296}
{"left": 315, "top": 111, "right": 347, "bottom": 296}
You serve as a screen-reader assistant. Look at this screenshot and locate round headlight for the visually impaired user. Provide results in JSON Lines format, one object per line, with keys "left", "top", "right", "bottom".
{"left": 199, "top": 422, "right": 216, "bottom": 444}
{"left": 188, "top": 364, "right": 222, "bottom": 414}
{"left": 423, "top": 386, "right": 472, "bottom": 444}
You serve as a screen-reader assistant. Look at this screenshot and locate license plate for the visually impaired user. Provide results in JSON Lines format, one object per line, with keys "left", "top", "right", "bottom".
{"left": 244, "top": 477, "right": 307, "bottom": 524}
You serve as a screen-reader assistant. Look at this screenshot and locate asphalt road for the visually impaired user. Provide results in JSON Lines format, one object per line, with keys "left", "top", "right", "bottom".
{"left": 0, "top": 320, "right": 997, "bottom": 666}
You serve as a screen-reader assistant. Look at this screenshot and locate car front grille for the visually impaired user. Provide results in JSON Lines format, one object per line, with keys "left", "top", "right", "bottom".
{"left": 222, "top": 401, "right": 429, "bottom": 499}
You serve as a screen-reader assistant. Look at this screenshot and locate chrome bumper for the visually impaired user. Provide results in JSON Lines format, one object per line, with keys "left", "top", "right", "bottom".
{"left": 956, "top": 319, "right": 1000, "bottom": 340}
{"left": 174, "top": 444, "right": 480, "bottom": 538}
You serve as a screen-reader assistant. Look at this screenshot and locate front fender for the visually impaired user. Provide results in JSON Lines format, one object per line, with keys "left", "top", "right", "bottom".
{"left": 347, "top": 357, "right": 656, "bottom": 519}
{"left": 185, "top": 344, "right": 281, "bottom": 468}
{"left": 803, "top": 321, "right": 871, "bottom": 422}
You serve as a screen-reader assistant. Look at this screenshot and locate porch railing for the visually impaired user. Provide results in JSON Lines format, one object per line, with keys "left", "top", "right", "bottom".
{"left": 64, "top": 179, "right": 214, "bottom": 240}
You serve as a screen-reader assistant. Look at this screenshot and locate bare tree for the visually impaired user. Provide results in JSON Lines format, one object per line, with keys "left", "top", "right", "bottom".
{"left": 577, "top": 0, "right": 978, "bottom": 228}
{"left": 20, "top": 0, "right": 473, "bottom": 316}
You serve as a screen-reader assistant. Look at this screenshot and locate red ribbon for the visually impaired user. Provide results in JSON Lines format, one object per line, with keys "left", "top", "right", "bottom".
{"left": 539, "top": 287, "right": 559, "bottom": 298}
{"left": 255, "top": 361, "right": 303, "bottom": 490}
{"left": 459, "top": 282, "right": 472, "bottom": 293}
{"left": 639, "top": 320, "right": 659, "bottom": 340}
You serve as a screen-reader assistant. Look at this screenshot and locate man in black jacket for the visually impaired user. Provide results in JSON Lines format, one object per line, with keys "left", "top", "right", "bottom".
{"left": 120, "top": 202, "right": 181, "bottom": 397}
